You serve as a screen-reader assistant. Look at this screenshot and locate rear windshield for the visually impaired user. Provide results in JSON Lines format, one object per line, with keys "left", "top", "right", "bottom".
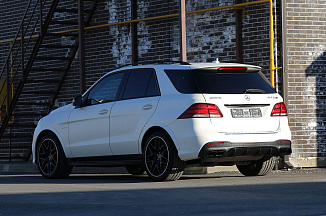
{"left": 164, "top": 69, "right": 275, "bottom": 94}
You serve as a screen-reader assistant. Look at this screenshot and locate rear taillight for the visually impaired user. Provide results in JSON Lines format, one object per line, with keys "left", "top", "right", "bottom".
{"left": 178, "top": 103, "right": 223, "bottom": 119}
{"left": 207, "top": 142, "right": 224, "bottom": 145}
{"left": 271, "top": 102, "right": 287, "bottom": 117}
{"left": 280, "top": 140, "right": 291, "bottom": 143}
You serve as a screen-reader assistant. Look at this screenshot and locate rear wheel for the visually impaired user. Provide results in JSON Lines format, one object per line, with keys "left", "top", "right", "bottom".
{"left": 236, "top": 156, "right": 276, "bottom": 176}
{"left": 143, "top": 131, "right": 185, "bottom": 181}
{"left": 125, "top": 165, "right": 145, "bottom": 175}
{"left": 37, "top": 133, "right": 72, "bottom": 179}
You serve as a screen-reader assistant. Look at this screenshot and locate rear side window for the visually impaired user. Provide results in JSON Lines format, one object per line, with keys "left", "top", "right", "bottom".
{"left": 165, "top": 69, "right": 275, "bottom": 94}
{"left": 122, "top": 69, "right": 160, "bottom": 100}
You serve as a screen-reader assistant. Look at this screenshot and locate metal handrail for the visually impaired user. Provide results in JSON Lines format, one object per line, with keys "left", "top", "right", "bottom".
{"left": 0, "top": 0, "right": 60, "bottom": 162}
{"left": 0, "top": 0, "right": 43, "bottom": 110}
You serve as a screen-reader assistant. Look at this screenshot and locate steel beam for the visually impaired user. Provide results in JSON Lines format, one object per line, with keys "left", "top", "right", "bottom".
{"left": 235, "top": 0, "right": 243, "bottom": 63}
{"left": 21, "top": 21, "right": 24, "bottom": 79}
{"left": 179, "top": 0, "right": 187, "bottom": 62}
{"left": 131, "top": 0, "right": 138, "bottom": 64}
{"left": 40, "top": 0, "right": 43, "bottom": 35}
{"left": 78, "top": 0, "right": 86, "bottom": 95}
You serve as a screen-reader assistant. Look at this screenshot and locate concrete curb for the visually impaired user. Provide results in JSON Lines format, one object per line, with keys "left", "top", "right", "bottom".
{"left": 0, "top": 163, "right": 238, "bottom": 174}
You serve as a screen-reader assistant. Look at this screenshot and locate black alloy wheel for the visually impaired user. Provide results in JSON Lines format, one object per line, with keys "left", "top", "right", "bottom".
{"left": 37, "top": 133, "right": 72, "bottom": 179}
{"left": 145, "top": 135, "right": 169, "bottom": 177}
{"left": 236, "top": 156, "right": 276, "bottom": 176}
{"left": 143, "top": 131, "right": 185, "bottom": 181}
{"left": 38, "top": 138, "right": 58, "bottom": 176}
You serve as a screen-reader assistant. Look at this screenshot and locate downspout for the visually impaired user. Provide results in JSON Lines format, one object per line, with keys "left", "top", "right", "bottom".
{"left": 281, "top": 0, "right": 288, "bottom": 105}
{"left": 274, "top": 0, "right": 278, "bottom": 92}
{"left": 179, "top": 0, "right": 187, "bottom": 62}
{"left": 269, "top": 0, "right": 275, "bottom": 87}
{"left": 281, "top": 0, "right": 292, "bottom": 169}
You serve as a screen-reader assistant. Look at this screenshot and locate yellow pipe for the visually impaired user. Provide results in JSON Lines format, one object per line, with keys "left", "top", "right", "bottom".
{"left": 269, "top": 0, "right": 275, "bottom": 87}
{"left": 0, "top": 0, "right": 269, "bottom": 44}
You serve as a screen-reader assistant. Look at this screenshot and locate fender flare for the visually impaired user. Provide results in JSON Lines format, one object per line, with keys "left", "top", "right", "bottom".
{"left": 32, "top": 126, "right": 72, "bottom": 163}
{"left": 139, "top": 123, "right": 180, "bottom": 152}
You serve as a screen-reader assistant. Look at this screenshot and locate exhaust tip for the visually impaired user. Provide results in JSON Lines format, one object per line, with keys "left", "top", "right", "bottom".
{"left": 280, "top": 148, "right": 292, "bottom": 155}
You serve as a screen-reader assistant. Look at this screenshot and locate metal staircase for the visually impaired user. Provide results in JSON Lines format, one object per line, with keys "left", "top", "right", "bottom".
{"left": 0, "top": 0, "right": 98, "bottom": 162}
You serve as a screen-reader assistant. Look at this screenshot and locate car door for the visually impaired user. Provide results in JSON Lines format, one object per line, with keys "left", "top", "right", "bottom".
{"left": 68, "top": 71, "right": 126, "bottom": 158}
{"left": 109, "top": 69, "right": 160, "bottom": 155}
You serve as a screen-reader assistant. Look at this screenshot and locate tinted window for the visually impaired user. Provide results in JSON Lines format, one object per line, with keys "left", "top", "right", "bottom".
{"left": 165, "top": 69, "right": 275, "bottom": 94}
{"left": 86, "top": 72, "right": 125, "bottom": 105}
{"left": 123, "top": 69, "right": 152, "bottom": 99}
{"left": 145, "top": 72, "right": 160, "bottom": 97}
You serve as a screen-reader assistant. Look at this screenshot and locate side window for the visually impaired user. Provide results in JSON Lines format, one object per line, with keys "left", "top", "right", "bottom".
{"left": 146, "top": 72, "right": 160, "bottom": 97}
{"left": 86, "top": 72, "right": 125, "bottom": 106}
{"left": 122, "top": 69, "right": 154, "bottom": 100}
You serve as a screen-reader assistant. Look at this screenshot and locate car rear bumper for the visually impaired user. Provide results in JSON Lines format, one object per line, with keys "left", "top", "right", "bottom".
{"left": 198, "top": 140, "right": 291, "bottom": 162}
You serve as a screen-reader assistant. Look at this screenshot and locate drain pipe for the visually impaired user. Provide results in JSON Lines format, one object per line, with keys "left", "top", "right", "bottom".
{"left": 274, "top": 0, "right": 278, "bottom": 92}
{"left": 269, "top": 0, "right": 275, "bottom": 87}
{"left": 269, "top": 0, "right": 282, "bottom": 88}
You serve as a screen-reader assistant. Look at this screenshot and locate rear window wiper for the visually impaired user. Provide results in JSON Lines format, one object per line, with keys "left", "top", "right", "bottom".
{"left": 243, "top": 89, "right": 266, "bottom": 94}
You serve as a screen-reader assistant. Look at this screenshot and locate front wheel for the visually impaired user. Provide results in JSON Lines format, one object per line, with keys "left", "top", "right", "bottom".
{"left": 125, "top": 165, "right": 145, "bottom": 175}
{"left": 37, "top": 133, "right": 72, "bottom": 179}
{"left": 236, "top": 156, "right": 276, "bottom": 176}
{"left": 143, "top": 131, "right": 185, "bottom": 181}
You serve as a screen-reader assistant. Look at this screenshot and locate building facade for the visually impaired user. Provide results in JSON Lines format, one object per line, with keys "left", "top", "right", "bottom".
{"left": 0, "top": 0, "right": 325, "bottom": 167}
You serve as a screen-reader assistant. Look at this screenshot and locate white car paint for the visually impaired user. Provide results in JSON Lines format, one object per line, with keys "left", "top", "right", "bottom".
{"left": 32, "top": 62, "right": 291, "bottom": 165}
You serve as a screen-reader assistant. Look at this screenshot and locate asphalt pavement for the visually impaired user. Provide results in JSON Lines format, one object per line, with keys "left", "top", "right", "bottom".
{"left": 0, "top": 169, "right": 326, "bottom": 215}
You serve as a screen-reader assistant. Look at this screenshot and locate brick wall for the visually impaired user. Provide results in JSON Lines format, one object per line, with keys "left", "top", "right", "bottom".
{"left": 286, "top": 0, "right": 326, "bottom": 167}
{"left": 0, "top": 0, "right": 284, "bottom": 161}
{"left": 57, "top": 0, "right": 281, "bottom": 103}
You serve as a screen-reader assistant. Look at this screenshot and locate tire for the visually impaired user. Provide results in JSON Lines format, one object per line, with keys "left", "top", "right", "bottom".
{"left": 143, "top": 131, "right": 185, "bottom": 181}
{"left": 36, "top": 133, "right": 73, "bottom": 179}
{"left": 125, "top": 165, "right": 146, "bottom": 175}
{"left": 236, "top": 156, "right": 276, "bottom": 176}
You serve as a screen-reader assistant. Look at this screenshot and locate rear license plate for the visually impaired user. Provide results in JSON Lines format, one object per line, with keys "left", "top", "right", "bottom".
{"left": 231, "top": 108, "right": 262, "bottom": 118}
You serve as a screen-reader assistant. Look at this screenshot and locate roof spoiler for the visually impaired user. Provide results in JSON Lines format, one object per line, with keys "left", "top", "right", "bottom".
{"left": 194, "top": 66, "right": 261, "bottom": 74}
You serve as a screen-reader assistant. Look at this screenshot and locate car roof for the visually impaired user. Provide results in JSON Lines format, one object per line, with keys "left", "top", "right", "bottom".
{"left": 109, "top": 62, "right": 261, "bottom": 74}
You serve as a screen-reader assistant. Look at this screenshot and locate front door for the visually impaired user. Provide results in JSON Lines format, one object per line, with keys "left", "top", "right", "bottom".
{"left": 68, "top": 71, "right": 126, "bottom": 158}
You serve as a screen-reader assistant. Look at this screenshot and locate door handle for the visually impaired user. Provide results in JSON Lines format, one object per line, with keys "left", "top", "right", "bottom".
{"left": 99, "top": 109, "right": 109, "bottom": 114}
{"left": 142, "top": 104, "right": 153, "bottom": 109}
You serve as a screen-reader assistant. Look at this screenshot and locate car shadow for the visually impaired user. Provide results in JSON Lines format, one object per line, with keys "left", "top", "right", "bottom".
{"left": 0, "top": 171, "right": 246, "bottom": 184}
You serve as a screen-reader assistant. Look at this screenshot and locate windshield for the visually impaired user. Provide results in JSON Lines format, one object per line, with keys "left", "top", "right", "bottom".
{"left": 164, "top": 69, "right": 275, "bottom": 94}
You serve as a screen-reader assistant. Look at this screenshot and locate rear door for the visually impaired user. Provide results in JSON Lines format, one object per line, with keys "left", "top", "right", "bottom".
{"left": 205, "top": 94, "right": 281, "bottom": 133}
{"left": 109, "top": 69, "right": 160, "bottom": 155}
{"left": 194, "top": 71, "right": 281, "bottom": 133}
{"left": 164, "top": 67, "right": 281, "bottom": 133}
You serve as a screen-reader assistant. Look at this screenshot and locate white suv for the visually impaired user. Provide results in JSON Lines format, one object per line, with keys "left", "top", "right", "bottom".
{"left": 32, "top": 61, "right": 292, "bottom": 181}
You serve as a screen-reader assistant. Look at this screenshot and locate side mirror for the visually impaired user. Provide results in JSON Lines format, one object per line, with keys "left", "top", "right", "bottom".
{"left": 73, "top": 95, "right": 83, "bottom": 107}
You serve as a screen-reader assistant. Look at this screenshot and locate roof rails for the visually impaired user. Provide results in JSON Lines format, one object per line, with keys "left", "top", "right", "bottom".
{"left": 117, "top": 60, "right": 191, "bottom": 69}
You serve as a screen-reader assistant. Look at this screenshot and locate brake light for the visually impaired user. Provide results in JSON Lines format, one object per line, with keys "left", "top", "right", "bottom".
{"left": 207, "top": 142, "right": 224, "bottom": 145}
{"left": 218, "top": 67, "right": 247, "bottom": 71}
{"left": 178, "top": 103, "right": 223, "bottom": 119}
{"left": 271, "top": 102, "right": 287, "bottom": 116}
{"left": 280, "top": 140, "right": 291, "bottom": 143}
